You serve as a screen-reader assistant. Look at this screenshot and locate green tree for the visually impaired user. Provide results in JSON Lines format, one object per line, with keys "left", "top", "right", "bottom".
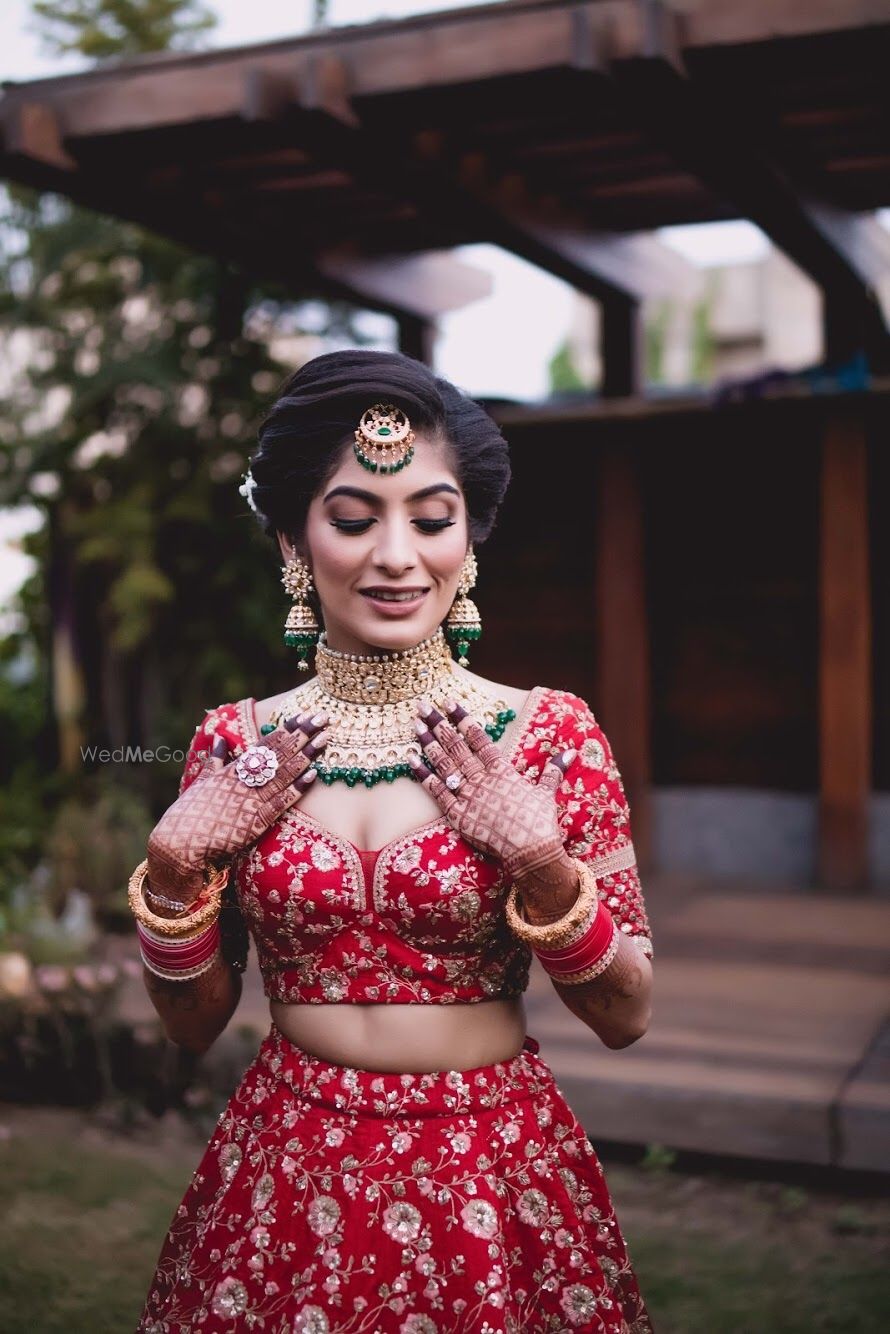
{"left": 0, "top": 1, "right": 320, "bottom": 905}
{"left": 31, "top": 0, "right": 215, "bottom": 58}
{"left": 644, "top": 299, "right": 670, "bottom": 386}
{"left": 548, "top": 338, "right": 590, "bottom": 394}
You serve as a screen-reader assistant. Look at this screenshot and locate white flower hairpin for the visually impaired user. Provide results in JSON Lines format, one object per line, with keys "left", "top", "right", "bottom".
{"left": 239, "top": 468, "right": 259, "bottom": 514}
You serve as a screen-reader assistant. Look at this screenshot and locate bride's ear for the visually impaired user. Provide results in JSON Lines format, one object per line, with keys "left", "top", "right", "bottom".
{"left": 277, "top": 531, "right": 295, "bottom": 564}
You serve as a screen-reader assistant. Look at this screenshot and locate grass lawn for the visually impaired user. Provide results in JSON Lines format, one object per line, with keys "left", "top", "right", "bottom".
{"left": 0, "top": 1105, "right": 887, "bottom": 1332}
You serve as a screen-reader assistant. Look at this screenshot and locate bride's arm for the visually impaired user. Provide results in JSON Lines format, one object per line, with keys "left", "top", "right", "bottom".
{"left": 519, "top": 856, "right": 652, "bottom": 1049}
{"left": 143, "top": 951, "right": 243, "bottom": 1056}
{"left": 516, "top": 699, "right": 654, "bottom": 1049}
{"left": 140, "top": 709, "right": 244, "bottom": 1054}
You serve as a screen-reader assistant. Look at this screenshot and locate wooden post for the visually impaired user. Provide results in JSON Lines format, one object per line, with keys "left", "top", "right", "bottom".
{"left": 819, "top": 409, "right": 871, "bottom": 891}
{"left": 601, "top": 296, "right": 643, "bottom": 399}
{"left": 398, "top": 314, "right": 436, "bottom": 366}
{"left": 594, "top": 444, "right": 652, "bottom": 865}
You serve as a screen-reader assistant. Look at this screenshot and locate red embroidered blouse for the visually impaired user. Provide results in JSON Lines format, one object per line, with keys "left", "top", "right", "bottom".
{"left": 179, "top": 687, "right": 652, "bottom": 1005}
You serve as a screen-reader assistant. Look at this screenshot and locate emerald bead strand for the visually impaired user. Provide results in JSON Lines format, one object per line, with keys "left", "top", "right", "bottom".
{"left": 262, "top": 707, "right": 518, "bottom": 789}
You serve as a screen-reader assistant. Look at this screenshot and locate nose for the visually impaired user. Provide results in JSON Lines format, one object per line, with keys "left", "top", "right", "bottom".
{"left": 372, "top": 517, "right": 418, "bottom": 576}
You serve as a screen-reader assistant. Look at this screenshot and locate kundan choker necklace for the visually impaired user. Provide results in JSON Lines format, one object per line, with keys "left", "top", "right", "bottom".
{"left": 264, "top": 628, "right": 515, "bottom": 788}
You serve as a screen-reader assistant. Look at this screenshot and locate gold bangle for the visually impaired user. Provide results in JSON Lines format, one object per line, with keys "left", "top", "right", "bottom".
{"left": 505, "top": 858, "right": 597, "bottom": 949}
{"left": 128, "top": 859, "right": 227, "bottom": 938}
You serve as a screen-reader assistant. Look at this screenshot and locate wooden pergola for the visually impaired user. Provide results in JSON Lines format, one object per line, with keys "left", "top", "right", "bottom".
{"left": 3, "top": 0, "right": 890, "bottom": 890}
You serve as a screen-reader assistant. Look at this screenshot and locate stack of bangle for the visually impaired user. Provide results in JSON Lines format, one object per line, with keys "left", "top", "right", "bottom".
{"left": 505, "top": 858, "right": 620, "bottom": 985}
{"left": 128, "top": 858, "right": 228, "bottom": 981}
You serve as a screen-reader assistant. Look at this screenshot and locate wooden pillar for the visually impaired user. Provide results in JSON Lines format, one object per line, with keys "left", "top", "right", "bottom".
{"left": 819, "top": 409, "right": 871, "bottom": 891}
{"left": 601, "top": 296, "right": 643, "bottom": 399}
{"left": 398, "top": 315, "right": 436, "bottom": 366}
{"left": 594, "top": 444, "right": 652, "bottom": 865}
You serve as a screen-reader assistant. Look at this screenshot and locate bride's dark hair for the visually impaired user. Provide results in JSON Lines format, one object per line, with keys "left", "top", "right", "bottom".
{"left": 248, "top": 350, "right": 511, "bottom": 544}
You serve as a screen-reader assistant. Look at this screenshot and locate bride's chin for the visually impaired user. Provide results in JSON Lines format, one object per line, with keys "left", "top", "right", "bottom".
{"left": 357, "top": 618, "right": 441, "bottom": 652}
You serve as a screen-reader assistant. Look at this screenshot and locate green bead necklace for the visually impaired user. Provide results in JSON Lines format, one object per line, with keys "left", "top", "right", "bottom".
{"left": 263, "top": 629, "right": 516, "bottom": 789}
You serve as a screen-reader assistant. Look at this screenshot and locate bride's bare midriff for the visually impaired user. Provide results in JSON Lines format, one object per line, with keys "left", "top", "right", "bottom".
{"left": 270, "top": 996, "right": 528, "bottom": 1072}
{"left": 256, "top": 672, "right": 533, "bottom": 1074}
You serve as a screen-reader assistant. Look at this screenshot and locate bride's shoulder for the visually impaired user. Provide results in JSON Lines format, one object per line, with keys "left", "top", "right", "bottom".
{"left": 459, "top": 671, "right": 592, "bottom": 722}
{"left": 252, "top": 679, "right": 318, "bottom": 732}
{"left": 457, "top": 669, "right": 530, "bottom": 717}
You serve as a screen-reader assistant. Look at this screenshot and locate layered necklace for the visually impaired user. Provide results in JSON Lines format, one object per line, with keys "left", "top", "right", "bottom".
{"left": 263, "top": 628, "right": 515, "bottom": 788}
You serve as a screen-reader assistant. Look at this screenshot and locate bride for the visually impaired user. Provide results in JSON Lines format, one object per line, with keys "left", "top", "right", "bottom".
{"left": 135, "top": 349, "right": 653, "bottom": 1332}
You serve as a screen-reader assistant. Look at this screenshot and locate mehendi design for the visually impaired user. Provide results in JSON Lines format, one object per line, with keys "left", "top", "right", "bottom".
{"left": 138, "top": 1031, "right": 652, "bottom": 1332}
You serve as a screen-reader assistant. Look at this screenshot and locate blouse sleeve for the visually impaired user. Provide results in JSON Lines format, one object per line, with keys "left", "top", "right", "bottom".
{"left": 178, "top": 703, "right": 243, "bottom": 795}
{"left": 546, "top": 691, "right": 653, "bottom": 959}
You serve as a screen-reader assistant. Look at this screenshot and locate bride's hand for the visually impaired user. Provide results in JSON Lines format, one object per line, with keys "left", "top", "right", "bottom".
{"left": 146, "top": 713, "right": 329, "bottom": 904}
{"left": 408, "top": 700, "right": 576, "bottom": 891}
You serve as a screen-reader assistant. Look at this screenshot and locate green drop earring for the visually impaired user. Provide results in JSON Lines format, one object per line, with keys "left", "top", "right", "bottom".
{"left": 281, "top": 554, "right": 320, "bottom": 671}
{"left": 445, "top": 549, "right": 482, "bottom": 666}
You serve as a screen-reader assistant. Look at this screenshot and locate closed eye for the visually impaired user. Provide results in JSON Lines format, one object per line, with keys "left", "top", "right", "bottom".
{"left": 331, "top": 518, "right": 455, "bottom": 534}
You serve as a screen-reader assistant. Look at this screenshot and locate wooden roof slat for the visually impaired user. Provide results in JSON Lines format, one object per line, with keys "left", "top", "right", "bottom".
{"left": 604, "top": 9, "right": 889, "bottom": 357}
{"left": 316, "top": 249, "right": 493, "bottom": 320}
{"left": 1, "top": 0, "right": 889, "bottom": 334}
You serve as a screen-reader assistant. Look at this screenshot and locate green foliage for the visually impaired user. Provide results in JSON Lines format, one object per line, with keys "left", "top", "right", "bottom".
{"left": 832, "top": 1204, "right": 879, "bottom": 1236}
{"left": 690, "top": 284, "right": 716, "bottom": 383}
{"left": 0, "top": 1, "right": 363, "bottom": 909}
{"left": 644, "top": 299, "right": 670, "bottom": 385}
{"left": 31, "top": 0, "right": 216, "bottom": 59}
{"left": 548, "top": 338, "right": 591, "bottom": 394}
{"left": 0, "top": 179, "right": 291, "bottom": 775}
{"left": 44, "top": 776, "right": 155, "bottom": 919}
{"left": 639, "top": 1141, "right": 678, "bottom": 1173}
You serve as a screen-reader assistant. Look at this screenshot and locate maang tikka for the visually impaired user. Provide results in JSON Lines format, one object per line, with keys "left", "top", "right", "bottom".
{"left": 445, "top": 548, "right": 482, "bottom": 666}
{"left": 353, "top": 403, "right": 415, "bottom": 475}
{"left": 281, "top": 555, "right": 320, "bottom": 671}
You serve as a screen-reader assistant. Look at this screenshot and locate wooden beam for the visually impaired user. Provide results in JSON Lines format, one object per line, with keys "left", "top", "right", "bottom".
{"left": 805, "top": 203, "right": 890, "bottom": 295}
{"left": 0, "top": 1, "right": 593, "bottom": 141}
{"left": 398, "top": 314, "right": 437, "bottom": 366}
{"left": 316, "top": 249, "right": 493, "bottom": 320}
{"left": 2, "top": 100, "right": 75, "bottom": 171}
{"left": 680, "top": 0, "right": 890, "bottom": 50}
{"left": 495, "top": 214, "right": 699, "bottom": 302}
{"left": 450, "top": 144, "right": 699, "bottom": 303}
{"left": 594, "top": 444, "right": 652, "bottom": 866}
{"left": 1, "top": 0, "right": 884, "bottom": 146}
{"left": 607, "top": 16, "right": 890, "bottom": 361}
{"left": 819, "top": 408, "right": 871, "bottom": 891}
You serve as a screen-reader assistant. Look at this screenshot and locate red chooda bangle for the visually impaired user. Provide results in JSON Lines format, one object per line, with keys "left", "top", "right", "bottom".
{"left": 533, "top": 900, "right": 618, "bottom": 984}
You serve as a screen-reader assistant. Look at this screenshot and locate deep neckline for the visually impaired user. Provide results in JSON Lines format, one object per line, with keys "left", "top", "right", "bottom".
{"left": 243, "top": 684, "right": 549, "bottom": 861}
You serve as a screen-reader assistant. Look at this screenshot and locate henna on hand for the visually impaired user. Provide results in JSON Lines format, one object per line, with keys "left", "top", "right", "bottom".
{"left": 519, "top": 853, "right": 582, "bottom": 924}
{"left": 409, "top": 700, "right": 576, "bottom": 889}
{"left": 147, "top": 714, "right": 327, "bottom": 904}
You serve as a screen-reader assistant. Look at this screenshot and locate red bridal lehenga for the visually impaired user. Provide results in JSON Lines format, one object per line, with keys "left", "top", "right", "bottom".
{"left": 138, "top": 688, "right": 653, "bottom": 1333}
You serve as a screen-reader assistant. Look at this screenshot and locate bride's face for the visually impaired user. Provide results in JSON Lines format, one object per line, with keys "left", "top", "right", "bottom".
{"left": 280, "top": 435, "right": 470, "bottom": 658}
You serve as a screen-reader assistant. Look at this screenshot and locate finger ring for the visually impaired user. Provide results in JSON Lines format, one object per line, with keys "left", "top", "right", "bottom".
{"left": 445, "top": 772, "right": 463, "bottom": 791}
{"left": 234, "top": 745, "right": 279, "bottom": 787}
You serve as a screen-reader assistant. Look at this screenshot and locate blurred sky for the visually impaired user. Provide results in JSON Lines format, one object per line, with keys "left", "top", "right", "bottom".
{"left": 0, "top": 0, "right": 790, "bottom": 610}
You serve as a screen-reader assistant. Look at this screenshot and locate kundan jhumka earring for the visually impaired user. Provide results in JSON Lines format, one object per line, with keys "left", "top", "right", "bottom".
{"left": 353, "top": 403, "right": 416, "bottom": 475}
{"left": 445, "top": 548, "right": 482, "bottom": 666}
{"left": 281, "top": 555, "right": 320, "bottom": 671}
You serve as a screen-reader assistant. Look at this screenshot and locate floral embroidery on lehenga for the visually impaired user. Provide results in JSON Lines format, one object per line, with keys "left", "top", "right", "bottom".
{"left": 138, "top": 688, "right": 653, "bottom": 1331}
{"left": 139, "top": 1032, "right": 650, "bottom": 1333}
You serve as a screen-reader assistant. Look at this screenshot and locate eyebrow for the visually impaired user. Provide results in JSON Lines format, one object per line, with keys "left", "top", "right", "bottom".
{"left": 322, "top": 483, "right": 460, "bottom": 504}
